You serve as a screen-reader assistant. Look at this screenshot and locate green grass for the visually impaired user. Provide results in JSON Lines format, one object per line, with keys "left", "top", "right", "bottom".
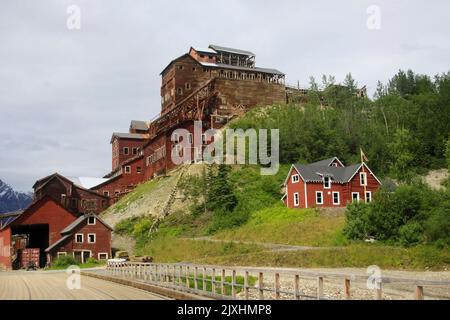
{"left": 187, "top": 244, "right": 450, "bottom": 271}
{"left": 109, "top": 179, "right": 159, "bottom": 213}
{"left": 214, "top": 204, "right": 347, "bottom": 246}
{"left": 46, "top": 261, "right": 106, "bottom": 270}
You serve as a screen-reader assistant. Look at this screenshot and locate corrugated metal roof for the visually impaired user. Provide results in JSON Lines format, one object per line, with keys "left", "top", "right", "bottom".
{"left": 199, "top": 62, "right": 284, "bottom": 75}
{"left": 45, "top": 234, "right": 71, "bottom": 252}
{"left": 67, "top": 177, "right": 110, "bottom": 189}
{"left": 209, "top": 44, "right": 255, "bottom": 56}
{"left": 130, "top": 120, "right": 149, "bottom": 131}
{"left": 112, "top": 132, "right": 147, "bottom": 140}
{"left": 293, "top": 163, "right": 362, "bottom": 184}
{"left": 192, "top": 47, "right": 217, "bottom": 54}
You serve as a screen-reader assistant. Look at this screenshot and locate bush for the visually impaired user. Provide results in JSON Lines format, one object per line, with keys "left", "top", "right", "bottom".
{"left": 398, "top": 222, "right": 423, "bottom": 246}
{"left": 53, "top": 255, "right": 77, "bottom": 268}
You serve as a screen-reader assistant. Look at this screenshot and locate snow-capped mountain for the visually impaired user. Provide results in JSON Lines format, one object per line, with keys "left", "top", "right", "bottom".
{"left": 0, "top": 179, "right": 32, "bottom": 214}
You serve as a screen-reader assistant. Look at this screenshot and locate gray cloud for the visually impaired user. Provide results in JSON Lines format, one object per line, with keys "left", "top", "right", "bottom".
{"left": 1, "top": 0, "right": 449, "bottom": 191}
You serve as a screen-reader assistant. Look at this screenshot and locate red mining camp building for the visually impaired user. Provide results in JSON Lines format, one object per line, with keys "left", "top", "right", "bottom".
{"left": 0, "top": 174, "right": 112, "bottom": 270}
{"left": 93, "top": 44, "right": 287, "bottom": 200}
{"left": 282, "top": 157, "right": 381, "bottom": 209}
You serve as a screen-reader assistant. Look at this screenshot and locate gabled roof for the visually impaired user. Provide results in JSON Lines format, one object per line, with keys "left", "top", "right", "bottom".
{"left": 1, "top": 195, "right": 78, "bottom": 230}
{"left": 293, "top": 163, "right": 361, "bottom": 184}
{"left": 110, "top": 132, "right": 149, "bottom": 143}
{"left": 209, "top": 44, "right": 255, "bottom": 56}
{"left": 60, "top": 214, "right": 113, "bottom": 235}
{"left": 0, "top": 210, "right": 24, "bottom": 230}
{"left": 159, "top": 53, "right": 200, "bottom": 76}
{"left": 33, "top": 173, "right": 109, "bottom": 198}
{"left": 309, "top": 157, "right": 344, "bottom": 167}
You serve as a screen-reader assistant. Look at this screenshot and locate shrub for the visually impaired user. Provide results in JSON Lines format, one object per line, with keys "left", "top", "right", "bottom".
{"left": 398, "top": 222, "right": 423, "bottom": 246}
{"left": 53, "top": 255, "right": 77, "bottom": 268}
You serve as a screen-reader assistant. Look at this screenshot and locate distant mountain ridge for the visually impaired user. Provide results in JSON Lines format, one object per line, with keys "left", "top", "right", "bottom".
{"left": 0, "top": 179, "right": 32, "bottom": 214}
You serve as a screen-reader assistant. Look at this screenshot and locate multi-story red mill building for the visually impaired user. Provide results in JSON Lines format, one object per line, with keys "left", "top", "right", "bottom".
{"left": 91, "top": 44, "right": 288, "bottom": 200}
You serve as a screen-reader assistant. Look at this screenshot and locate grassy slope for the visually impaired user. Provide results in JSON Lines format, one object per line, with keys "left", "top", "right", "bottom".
{"left": 110, "top": 165, "right": 449, "bottom": 270}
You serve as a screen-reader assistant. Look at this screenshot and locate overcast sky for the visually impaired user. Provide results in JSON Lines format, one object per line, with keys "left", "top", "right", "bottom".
{"left": 1, "top": 0, "right": 449, "bottom": 191}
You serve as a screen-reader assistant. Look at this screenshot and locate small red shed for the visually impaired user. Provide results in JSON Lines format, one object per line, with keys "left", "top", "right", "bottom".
{"left": 282, "top": 157, "right": 381, "bottom": 209}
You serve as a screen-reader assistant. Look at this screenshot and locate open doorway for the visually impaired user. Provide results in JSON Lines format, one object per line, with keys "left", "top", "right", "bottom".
{"left": 11, "top": 224, "right": 49, "bottom": 269}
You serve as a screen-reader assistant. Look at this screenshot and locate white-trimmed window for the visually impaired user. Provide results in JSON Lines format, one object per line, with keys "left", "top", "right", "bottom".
{"left": 332, "top": 192, "right": 340, "bottom": 205}
{"left": 360, "top": 172, "right": 367, "bottom": 186}
{"left": 291, "top": 174, "right": 300, "bottom": 184}
{"left": 88, "top": 234, "right": 96, "bottom": 244}
{"left": 57, "top": 252, "right": 67, "bottom": 257}
{"left": 365, "top": 191, "right": 372, "bottom": 203}
{"left": 88, "top": 216, "right": 96, "bottom": 225}
{"left": 98, "top": 253, "right": 109, "bottom": 260}
{"left": 125, "top": 166, "right": 131, "bottom": 174}
{"left": 137, "top": 166, "right": 142, "bottom": 174}
{"left": 352, "top": 192, "right": 360, "bottom": 203}
{"left": 293, "top": 192, "right": 299, "bottom": 207}
{"left": 316, "top": 191, "right": 323, "bottom": 205}
{"left": 103, "top": 191, "right": 109, "bottom": 197}
{"left": 188, "top": 133, "right": 193, "bottom": 144}
{"left": 323, "top": 176, "right": 331, "bottom": 189}
{"left": 75, "top": 234, "right": 84, "bottom": 243}
{"left": 123, "top": 147, "right": 129, "bottom": 155}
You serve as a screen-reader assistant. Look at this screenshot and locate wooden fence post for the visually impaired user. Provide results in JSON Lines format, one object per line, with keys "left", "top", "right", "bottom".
{"left": 259, "top": 272, "right": 264, "bottom": 300}
{"left": 317, "top": 277, "right": 324, "bottom": 300}
{"left": 344, "top": 278, "right": 351, "bottom": 300}
{"left": 221, "top": 269, "right": 226, "bottom": 296}
{"left": 194, "top": 267, "right": 198, "bottom": 290}
{"left": 244, "top": 271, "right": 250, "bottom": 300}
{"left": 294, "top": 275, "right": 300, "bottom": 300}
{"left": 275, "top": 273, "right": 280, "bottom": 300}
{"left": 212, "top": 268, "right": 216, "bottom": 294}
{"left": 178, "top": 265, "right": 182, "bottom": 287}
{"left": 414, "top": 286, "right": 424, "bottom": 300}
{"left": 374, "top": 283, "right": 383, "bottom": 300}
{"left": 186, "top": 266, "right": 190, "bottom": 288}
{"left": 232, "top": 270, "right": 237, "bottom": 299}
{"left": 203, "top": 267, "right": 207, "bottom": 292}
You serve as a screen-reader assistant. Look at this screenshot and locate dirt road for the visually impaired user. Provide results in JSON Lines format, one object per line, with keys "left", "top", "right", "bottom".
{"left": 0, "top": 270, "right": 167, "bottom": 300}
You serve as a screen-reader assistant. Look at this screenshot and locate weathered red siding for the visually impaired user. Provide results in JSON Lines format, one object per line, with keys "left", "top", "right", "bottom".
{"left": 54, "top": 219, "right": 111, "bottom": 261}
{"left": 12, "top": 197, "right": 77, "bottom": 246}
{"left": 0, "top": 227, "right": 12, "bottom": 269}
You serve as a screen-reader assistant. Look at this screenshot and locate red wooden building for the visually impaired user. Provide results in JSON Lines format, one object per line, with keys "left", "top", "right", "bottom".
{"left": 282, "top": 157, "right": 381, "bottom": 209}
{"left": 97, "top": 44, "right": 286, "bottom": 199}
{"left": 0, "top": 175, "right": 113, "bottom": 270}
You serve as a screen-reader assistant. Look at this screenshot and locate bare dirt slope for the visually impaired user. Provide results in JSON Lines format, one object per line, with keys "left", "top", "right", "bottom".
{"left": 423, "top": 168, "right": 449, "bottom": 190}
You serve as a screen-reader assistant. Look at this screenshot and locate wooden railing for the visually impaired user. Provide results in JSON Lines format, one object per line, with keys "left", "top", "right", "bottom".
{"left": 105, "top": 262, "right": 450, "bottom": 300}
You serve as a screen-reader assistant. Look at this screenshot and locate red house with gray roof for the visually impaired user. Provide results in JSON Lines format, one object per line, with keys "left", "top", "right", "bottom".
{"left": 282, "top": 157, "right": 381, "bottom": 209}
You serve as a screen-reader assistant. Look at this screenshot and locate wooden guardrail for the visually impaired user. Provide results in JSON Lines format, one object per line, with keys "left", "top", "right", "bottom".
{"left": 106, "top": 262, "right": 450, "bottom": 300}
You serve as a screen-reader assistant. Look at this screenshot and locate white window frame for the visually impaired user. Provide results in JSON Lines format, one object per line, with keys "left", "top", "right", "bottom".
{"left": 125, "top": 166, "right": 131, "bottom": 174}
{"left": 75, "top": 234, "right": 84, "bottom": 244}
{"left": 57, "top": 252, "right": 67, "bottom": 257}
{"left": 293, "top": 192, "right": 299, "bottom": 207}
{"left": 365, "top": 191, "right": 372, "bottom": 203}
{"left": 87, "top": 233, "right": 96, "bottom": 244}
{"left": 291, "top": 174, "right": 300, "bottom": 184}
{"left": 332, "top": 191, "right": 340, "bottom": 205}
{"left": 316, "top": 191, "right": 323, "bottom": 205}
{"left": 88, "top": 216, "right": 96, "bottom": 225}
{"left": 360, "top": 172, "right": 367, "bottom": 186}
{"left": 98, "top": 253, "right": 109, "bottom": 260}
{"left": 323, "top": 176, "right": 331, "bottom": 189}
{"left": 352, "top": 192, "right": 360, "bottom": 203}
